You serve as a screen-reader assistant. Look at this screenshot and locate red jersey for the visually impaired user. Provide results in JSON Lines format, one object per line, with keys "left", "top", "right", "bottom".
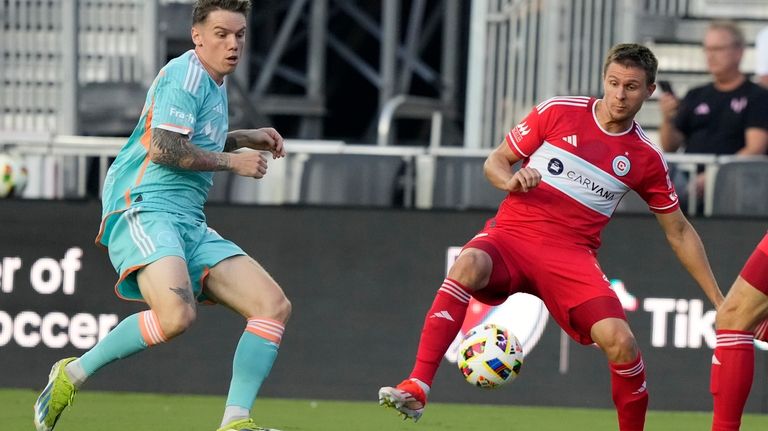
{"left": 496, "top": 96, "right": 678, "bottom": 249}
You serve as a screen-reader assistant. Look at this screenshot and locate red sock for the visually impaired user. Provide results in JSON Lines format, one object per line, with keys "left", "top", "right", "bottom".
{"left": 711, "top": 330, "right": 754, "bottom": 431}
{"left": 409, "top": 278, "right": 471, "bottom": 387}
{"left": 610, "top": 354, "right": 648, "bottom": 431}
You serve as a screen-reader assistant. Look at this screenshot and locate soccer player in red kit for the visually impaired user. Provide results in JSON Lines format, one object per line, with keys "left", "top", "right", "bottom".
{"left": 711, "top": 234, "right": 768, "bottom": 431}
{"left": 378, "top": 43, "right": 725, "bottom": 431}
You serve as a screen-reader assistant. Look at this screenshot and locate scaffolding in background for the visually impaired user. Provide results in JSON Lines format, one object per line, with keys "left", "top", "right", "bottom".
{"left": 3, "top": 0, "right": 768, "bottom": 212}
{"left": 1, "top": 0, "right": 462, "bottom": 145}
{"left": 1, "top": 0, "right": 159, "bottom": 134}
{"left": 464, "top": 0, "right": 768, "bottom": 148}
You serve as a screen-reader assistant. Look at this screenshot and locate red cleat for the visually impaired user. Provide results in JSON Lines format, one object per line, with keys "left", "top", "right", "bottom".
{"left": 378, "top": 379, "right": 428, "bottom": 422}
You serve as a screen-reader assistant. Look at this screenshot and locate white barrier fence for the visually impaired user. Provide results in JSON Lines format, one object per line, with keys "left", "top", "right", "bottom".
{"left": 0, "top": 133, "right": 765, "bottom": 217}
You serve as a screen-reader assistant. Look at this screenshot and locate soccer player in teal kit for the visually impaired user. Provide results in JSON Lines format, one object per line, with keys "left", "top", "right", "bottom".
{"left": 34, "top": 2, "right": 289, "bottom": 430}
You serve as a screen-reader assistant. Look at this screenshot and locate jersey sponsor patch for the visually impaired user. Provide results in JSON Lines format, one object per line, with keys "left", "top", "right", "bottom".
{"left": 511, "top": 121, "right": 531, "bottom": 143}
{"left": 529, "top": 142, "right": 630, "bottom": 216}
{"left": 169, "top": 106, "right": 195, "bottom": 125}
{"left": 507, "top": 120, "right": 533, "bottom": 157}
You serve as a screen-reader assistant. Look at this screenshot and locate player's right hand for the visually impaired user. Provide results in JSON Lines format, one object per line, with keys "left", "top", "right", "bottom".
{"left": 230, "top": 149, "right": 269, "bottom": 178}
{"left": 505, "top": 167, "right": 541, "bottom": 192}
{"left": 658, "top": 92, "right": 679, "bottom": 122}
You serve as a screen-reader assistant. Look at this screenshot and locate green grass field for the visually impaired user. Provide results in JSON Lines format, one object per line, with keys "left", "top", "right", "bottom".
{"left": 6, "top": 388, "right": 768, "bottom": 430}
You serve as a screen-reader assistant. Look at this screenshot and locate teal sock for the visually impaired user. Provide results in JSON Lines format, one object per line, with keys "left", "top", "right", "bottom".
{"left": 78, "top": 312, "right": 150, "bottom": 376}
{"left": 225, "top": 332, "right": 279, "bottom": 409}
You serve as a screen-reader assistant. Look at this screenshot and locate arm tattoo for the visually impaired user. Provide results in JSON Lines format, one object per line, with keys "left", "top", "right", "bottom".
{"left": 151, "top": 128, "right": 230, "bottom": 171}
{"left": 170, "top": 286, "right": 195, "bottom": 306}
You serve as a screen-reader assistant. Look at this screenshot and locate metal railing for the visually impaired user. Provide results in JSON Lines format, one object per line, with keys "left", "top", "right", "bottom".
{"left": 1, "top": 133, "right": 764, "bottom": 217}
{"left": 376, "top": 95, "right": 446, "bottom": 148}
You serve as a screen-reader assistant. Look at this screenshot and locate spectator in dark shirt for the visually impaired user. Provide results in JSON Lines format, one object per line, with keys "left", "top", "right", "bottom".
{"left": 659, "top": 20, "right": 768, "bottom": 199}
{"left": 756, "top": 25, "right": 768, "bottom": 88}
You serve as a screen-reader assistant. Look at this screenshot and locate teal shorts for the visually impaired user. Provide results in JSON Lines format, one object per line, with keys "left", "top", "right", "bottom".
{"left": 105, "top": 207, "right": 245, "bottom": 303}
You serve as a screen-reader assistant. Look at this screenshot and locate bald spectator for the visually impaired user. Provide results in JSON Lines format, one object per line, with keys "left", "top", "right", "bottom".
{"left": 659, "top": 20, "right": 768, "bottom": 202}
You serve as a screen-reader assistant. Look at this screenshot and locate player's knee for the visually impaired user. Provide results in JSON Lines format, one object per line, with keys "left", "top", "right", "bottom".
{"left": 602, "top": 331, "right": 638, "bottom": 363}
{"left": 158, "top": 305, "right": 197, "bottom": 338}
{"left": 448, "top": 249, "right": 492, "bottom": 290}
{"left": 593, "top": 319, "right": 638, "bottom": 362}
{"left": 271, "top": 294, "right": 292, "bottom": 323}
{"left": 246, "top": 288, "right": 291, "bottom": 323}
{"left": 714, "top": 299, "right": 742, "bottom": 330}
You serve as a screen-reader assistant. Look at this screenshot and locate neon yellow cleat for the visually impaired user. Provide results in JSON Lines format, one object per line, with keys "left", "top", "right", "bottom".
{"left": 216, "top": 418, "right": 282, "bottom": 431}
{"left": 33, "top": 357, "right": 78, "bottom": 431}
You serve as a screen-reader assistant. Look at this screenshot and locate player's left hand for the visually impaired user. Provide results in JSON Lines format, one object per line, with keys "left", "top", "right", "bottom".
{"left": 243, "top": 128, "right": 286, "bottom": 159}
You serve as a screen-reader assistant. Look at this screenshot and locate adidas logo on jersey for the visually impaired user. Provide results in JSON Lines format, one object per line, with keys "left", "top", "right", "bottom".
{"left": 562, "top": 135, "right": 578, "bottom": 147}
{"left": 430, "top": 310, "right": 454, "bottom": 321}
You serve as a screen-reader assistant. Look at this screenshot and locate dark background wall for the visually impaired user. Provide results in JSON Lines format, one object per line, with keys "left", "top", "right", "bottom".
{"left": 0, "top": 200, "right": 765, "bottom": 412}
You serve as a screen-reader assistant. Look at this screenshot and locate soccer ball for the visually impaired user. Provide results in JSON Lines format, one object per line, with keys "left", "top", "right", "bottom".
{"left": 457, "top": 323, "right": 524, "bottom": 388}
{"left": 0, "top": 152, "right": 28, "bottom": 198}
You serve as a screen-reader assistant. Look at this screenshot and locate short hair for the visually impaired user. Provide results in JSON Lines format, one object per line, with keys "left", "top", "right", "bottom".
{"left": 603, "top": 43, "right": 658, "bottom": 86}
{"left": 192, "top": 0, "right": 251, "bottom": 25}
{"left": 707, "top": 20, "right": 745, "bottom": 49}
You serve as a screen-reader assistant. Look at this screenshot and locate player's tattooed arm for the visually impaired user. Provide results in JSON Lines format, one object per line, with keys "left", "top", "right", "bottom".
{"left": 150, "top": 128, "right": 231, "bottom": 171}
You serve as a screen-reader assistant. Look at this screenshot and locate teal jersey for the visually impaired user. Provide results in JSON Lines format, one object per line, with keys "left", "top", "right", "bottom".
{"left": 98, "top": 50, "right": 229, "bottom": 247}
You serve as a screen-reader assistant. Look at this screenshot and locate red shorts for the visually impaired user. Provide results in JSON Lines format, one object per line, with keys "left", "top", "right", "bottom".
{"left": 463, "top": 228, "right": 625, "bottom": 345}
{"left": 741, "top": 234, "right": 768, "bottom": 294}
